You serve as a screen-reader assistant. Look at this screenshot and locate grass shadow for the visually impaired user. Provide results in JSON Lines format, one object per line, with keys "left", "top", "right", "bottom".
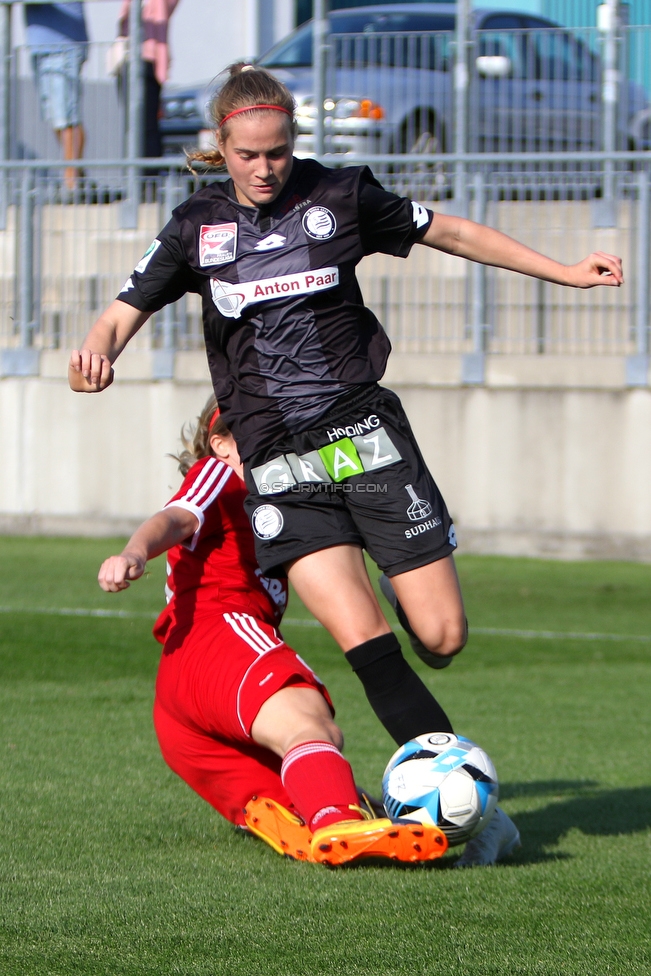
{"left": 499, "top": 780, "right": 600, "bottom": 800}
{"left": 238, "top": 782, "right": 651, "bottom": 871}
{"left": 503, "top": 783, "right": 651, "bottom": 866}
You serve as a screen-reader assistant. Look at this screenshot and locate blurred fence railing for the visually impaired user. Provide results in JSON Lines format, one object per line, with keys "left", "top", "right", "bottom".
{"left": 296, "top": 23, "right": 651, "bottom": 159}
{"left": 0, "top": 155, "right": 648, "bottom": 382}
{"left": 7, "top": 24, "right": 651, "bottom": 164}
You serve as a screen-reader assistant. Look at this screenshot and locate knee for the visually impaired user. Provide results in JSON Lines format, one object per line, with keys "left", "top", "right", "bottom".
{"left": 420, "top": 617, "right": 468, "bottom": 658}
{"left": 284, "top": 717, "right": 344, "bottom": 756}
{"left": 304, "top": 715, "right": 344, "bottom": 751}
{"left": 324, "top": 719, "right": 344, "bottom": 752}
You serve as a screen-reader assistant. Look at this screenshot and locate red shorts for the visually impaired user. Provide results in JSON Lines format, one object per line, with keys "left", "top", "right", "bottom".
{"left": 153, "top": 610, "right": 333, "bottom": 826}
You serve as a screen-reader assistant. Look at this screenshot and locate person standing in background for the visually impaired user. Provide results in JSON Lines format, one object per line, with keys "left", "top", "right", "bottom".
{"left": 116, "top": 0, "right": 180, "bottom": 158}
{"left": 24, "top": 2, "right": 88, "bottom": 189}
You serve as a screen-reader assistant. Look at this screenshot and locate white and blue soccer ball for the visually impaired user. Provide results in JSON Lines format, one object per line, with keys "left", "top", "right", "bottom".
{"left": 382, "top": 732, "right": 499, "bottom": 846}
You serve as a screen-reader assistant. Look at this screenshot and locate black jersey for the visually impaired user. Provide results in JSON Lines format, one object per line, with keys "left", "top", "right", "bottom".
{"left": 118, "top": 158, "right": 433, "bottom": 460}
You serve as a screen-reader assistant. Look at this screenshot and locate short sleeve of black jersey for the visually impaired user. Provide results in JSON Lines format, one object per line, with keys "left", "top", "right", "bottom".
{"left": 115, "top": 216, "right": 198, "bottom": 312}
{"left": 357, "top": 167, "right": 433, "bottom": 258}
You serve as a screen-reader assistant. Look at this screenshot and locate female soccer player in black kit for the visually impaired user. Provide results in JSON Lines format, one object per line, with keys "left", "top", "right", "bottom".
{"left": 69, "top": 63, "right": 623, "bottom": 866}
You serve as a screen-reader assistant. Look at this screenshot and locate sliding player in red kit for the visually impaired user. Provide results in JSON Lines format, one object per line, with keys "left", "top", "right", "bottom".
{"left": 98, "top": 398, "right": 447, "bottom": 866}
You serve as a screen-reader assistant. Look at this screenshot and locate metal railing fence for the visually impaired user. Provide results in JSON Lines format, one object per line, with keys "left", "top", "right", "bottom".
{"left": 298, "top": 22, "right": 651, "bottom": 159}
{"left": 6, "top": 23, "right": 651, "bottom": 165}
{"left": 0, "top": 154, "right": 648, "bottom": 381}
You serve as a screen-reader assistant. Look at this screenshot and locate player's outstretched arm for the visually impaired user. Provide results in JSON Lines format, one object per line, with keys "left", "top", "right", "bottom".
{"left": 69, "top": 300, "right": 153, "bottom": 393}
{"left": 98, "top": 506, "right": 198, "bottom": 592}
{"left": 420, "top": 213, "right": 623, "bottom": 289}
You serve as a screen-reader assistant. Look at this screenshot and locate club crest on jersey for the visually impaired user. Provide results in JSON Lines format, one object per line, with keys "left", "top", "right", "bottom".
{"left": 199, "top": 222, "right": 238, "bottom": 267}
{"left": 302, "top": 206, "right": 336, "bottom": 240}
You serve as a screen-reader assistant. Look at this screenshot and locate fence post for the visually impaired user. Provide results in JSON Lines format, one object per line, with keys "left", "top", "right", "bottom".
{"left": 18, "top": 167, "right": 34, "bottom": 347}
{"left": 594, "top": 0, "right": 619, "bottom": 228}
{"left": 313, "top": 0, "right": 329, "bottom": 158}
{"left": 627, "top": 167, "right": 650, "bottom": 386}
{"left": 122, "top": 0, "right": 143, "bottom": 229}
{"left": 152, "top": 169, "right": 180, "bottom": 379}
{"left": 462, "top": 171, "right": 487, "bottom": 384}
{"left": 452, "top": 0, "right": 470, "bottom": 217}
{"left": 0, "top": 1, "right": 10, "bottom": 231}
{"left": 2, "top": 165, "right": 40, "bottom": 377}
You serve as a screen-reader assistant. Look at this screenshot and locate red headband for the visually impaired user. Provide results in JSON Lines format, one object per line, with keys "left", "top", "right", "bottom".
{"left": 219, "top": 104, "right": 293, "bottom": 127}
{"left": 209, "top": 407, "right": 221, "bottom": 430}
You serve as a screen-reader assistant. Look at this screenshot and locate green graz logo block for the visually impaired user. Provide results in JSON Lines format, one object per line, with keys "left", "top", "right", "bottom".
{"left": 318, "top": 438, "right": 364, "bottom": 482}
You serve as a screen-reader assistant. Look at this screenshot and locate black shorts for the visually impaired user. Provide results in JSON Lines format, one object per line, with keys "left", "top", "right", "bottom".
{"left": 243, "top": 384, "right": 457, "bottom": 577}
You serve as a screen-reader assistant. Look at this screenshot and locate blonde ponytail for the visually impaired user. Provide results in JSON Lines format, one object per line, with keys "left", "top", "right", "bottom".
{"left": 187, "top": 61, "right": 296, "bottom": 171}
{"left": 172, "top": 395, "right": 231, "bottom": 475}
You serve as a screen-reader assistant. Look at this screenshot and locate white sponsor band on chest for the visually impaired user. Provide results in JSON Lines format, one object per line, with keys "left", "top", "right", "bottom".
{"left": 210, "top": 266, "right": 339, "bottom": 319}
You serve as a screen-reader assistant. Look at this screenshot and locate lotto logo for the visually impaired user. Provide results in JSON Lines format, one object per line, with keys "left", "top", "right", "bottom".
{"left": 255, "top": 233, "right": 286, "bottom": 251}
{"left": 428, "top": 748, "right": 468, "bottom": 773}
{"left": 411, "top": 201, "right": 429, "bottom": 229}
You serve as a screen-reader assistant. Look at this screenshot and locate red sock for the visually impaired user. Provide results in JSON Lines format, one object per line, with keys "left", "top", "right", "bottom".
{"left": 280, "top": 740, "right": 365, "bottom": 832}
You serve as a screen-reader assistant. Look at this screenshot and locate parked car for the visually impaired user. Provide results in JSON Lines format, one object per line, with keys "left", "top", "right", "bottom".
{"left": 160, "top": 4, "right": 649, "bottom": 157}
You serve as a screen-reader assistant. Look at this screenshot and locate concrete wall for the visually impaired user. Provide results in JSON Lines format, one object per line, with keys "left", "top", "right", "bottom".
{"left": 2, "top": 350, "right": 650, "bottom": 560}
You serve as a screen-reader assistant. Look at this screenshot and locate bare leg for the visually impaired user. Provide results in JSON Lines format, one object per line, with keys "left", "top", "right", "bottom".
{"left": 287, "top": 544, "right": 456, "bottom": 742}
{"left": 288, "top": 545, "right": 465, "bottom": 658}
{"left": 390, "top": 555, "right": 467, "bottom": 659}
{"left": 248, "top": 686, "right": 362, "bottom": 848}
{"left": 251, "top": 685, "right": 342, "bottom": 757}
{"left": 286, "top": 544, "right": 391, "bottom": 651}
{"left": 58, "top": 124, "right": 85, "bottom": 189}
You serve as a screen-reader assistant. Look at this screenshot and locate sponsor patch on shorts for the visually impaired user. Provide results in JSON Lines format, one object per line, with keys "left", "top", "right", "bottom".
{"left": 252, "top": 504, "right": 284, "bottom": 540}
{"left": 404, "top": 516, "right": 442, "bottom": 539}
{"left": 250, "top": 427, "right": 402, "bottom": 493}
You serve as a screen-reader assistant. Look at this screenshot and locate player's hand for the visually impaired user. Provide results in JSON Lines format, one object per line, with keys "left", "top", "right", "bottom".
{"left": 69, "top": 348, "right": 114, "bottom": 391}
{"left": 98, "top": 552, "right": 146, "bottom": 592}
{"left": 565, "top": 251, "right": 623, "bottom": 288}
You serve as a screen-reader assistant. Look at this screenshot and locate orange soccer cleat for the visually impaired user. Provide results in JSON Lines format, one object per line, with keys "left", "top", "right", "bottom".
{"left": 243, "top": 796, "right": 314, "bottom": 861}
{"left": 310, "top": 816, "right": 448, "bottom": 866}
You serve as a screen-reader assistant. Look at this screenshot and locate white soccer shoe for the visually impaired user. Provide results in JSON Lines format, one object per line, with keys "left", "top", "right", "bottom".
{"left": 454, "top": 807, "right": 521, "bottom": 868}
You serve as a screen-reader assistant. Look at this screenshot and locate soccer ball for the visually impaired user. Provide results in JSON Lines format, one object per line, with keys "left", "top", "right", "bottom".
{"left": 382, "top": 732, "right": 499, "bottom": 846}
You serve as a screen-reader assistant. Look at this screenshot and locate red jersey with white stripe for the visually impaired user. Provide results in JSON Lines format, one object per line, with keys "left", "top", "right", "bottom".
{"left": 153, "top": 456, "right": 288, "bottom": 643}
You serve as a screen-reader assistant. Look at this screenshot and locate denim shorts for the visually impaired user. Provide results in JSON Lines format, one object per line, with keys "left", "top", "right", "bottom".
{"left": 32, "top": 44, "right": 86, "bottom": 129}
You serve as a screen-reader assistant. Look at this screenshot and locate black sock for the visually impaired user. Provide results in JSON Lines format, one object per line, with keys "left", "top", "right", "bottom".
{"left": 345, "top": 633, "right": 454, "bottom": 745}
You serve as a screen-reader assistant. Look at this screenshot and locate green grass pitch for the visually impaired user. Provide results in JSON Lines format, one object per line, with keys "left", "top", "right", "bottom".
{"left": 0, "top": 536, "right": 650, "bottom": 975}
